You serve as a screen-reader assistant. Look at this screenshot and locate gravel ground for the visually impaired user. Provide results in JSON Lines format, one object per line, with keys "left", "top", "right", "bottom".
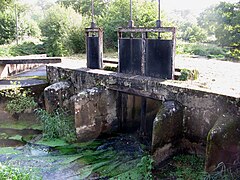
{"left": 174, "top": 55, "right": 240, "bottom": 97}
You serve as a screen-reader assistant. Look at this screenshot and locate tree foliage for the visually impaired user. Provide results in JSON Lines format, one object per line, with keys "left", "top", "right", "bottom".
{"left": 0, "top": 11, "right": 16, "bottom": 45}
{"left": 178, "top": 22, "right": 207, "bottom": 43}
{"left": 0, "top": 0, "right": 16, "bottom": 45}
{"left": 97, "top": 0, "right": 167, "bottom": 49}
{"left": 57, "top": 0, "right": 108, "bottom": 16}
{"left": 0, "top": 0, "right": 15, "bottom": 11}
{"left": 40, "top": 4, "right": 87, "bottom": 56}
{"left": 198, "top": 2, "right": 240, "bottom": 48}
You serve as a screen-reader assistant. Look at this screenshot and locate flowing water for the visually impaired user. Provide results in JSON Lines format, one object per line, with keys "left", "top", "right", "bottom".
{"left": 0, "top": 134, "right": 151, "bottom": 179}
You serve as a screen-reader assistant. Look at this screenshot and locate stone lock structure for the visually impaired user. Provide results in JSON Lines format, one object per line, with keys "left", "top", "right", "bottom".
{"left": 44, "top": 65, "right": 239, "bottom": 172}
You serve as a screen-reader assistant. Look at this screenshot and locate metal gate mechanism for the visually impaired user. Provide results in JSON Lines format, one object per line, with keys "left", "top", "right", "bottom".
{"left": 86, "top": 28, "right": 103, "bottom": 69}
{"left": 118, "top": 27, "right": 176, "bottom": 79}
{"left": 85, "top": 0, "right": 103, "bottom": 69}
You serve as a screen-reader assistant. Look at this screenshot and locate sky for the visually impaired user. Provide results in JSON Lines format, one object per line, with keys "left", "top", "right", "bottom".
{"left": 162, "top": 0, "right": 239, "bottom": 13}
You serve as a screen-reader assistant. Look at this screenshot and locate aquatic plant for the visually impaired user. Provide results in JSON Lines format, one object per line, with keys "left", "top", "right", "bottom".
{"left": 36, "top": 109, "right": 77, "bottom": 143}
{"left": 0, "top": 163, "right": 31, "bottom": 180}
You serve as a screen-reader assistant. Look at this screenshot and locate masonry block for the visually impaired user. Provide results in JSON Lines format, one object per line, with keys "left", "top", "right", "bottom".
{"left": 75, "top": 87, "right": 117, "bottom": 142}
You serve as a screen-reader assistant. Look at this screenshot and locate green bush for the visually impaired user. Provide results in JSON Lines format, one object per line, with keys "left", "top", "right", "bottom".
{"left": 178, "top": 42, "right": 228, "bottom": 59}
{"left": 36, "top": 109, "right": 77, "bottom": 143}
{"left": 137, "top": 155, "right": 153, "bottom": 179}
{"left": 179, "top": 69, "right": 199, "bottom": 81}
{"left": 0, "top": 45, "right": 11, "bottom": 57}
{"left": 9, "top": 42, "right": 46, "bottom": 56}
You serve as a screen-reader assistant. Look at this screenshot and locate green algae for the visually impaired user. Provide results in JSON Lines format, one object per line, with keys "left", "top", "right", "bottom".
{"left": 0, "top": 147, "right": 21, "bottom": 155}
{"left": 36, "top": 139, "right": 69, "bottom": 147}
{"left": 0, "top": 133, "right": 8, "bottom": 139}
{"left": 0, "top": 121, "right": 42, "bottom": 131}
{"left": 9, "top": 135, "right": 23, "bottom": 141}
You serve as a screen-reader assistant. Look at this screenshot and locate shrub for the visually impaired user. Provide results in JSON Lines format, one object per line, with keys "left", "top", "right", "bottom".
{"left": 0, "top": 45, "right": 11, "bottom": 57}
{"left": 36, "top": 109, "right": 77, "bottom": 143}
{"left": 10, "top": 42, "right": 46, "bottom": 56}
{"left": 179, "top": 69, "right": 199, "bottom": 81}
{"left": 137, "top": 155, "right": 153, "bottom": 179}
{"left": 178, "top": 42, "right": 228, "bottom": 59}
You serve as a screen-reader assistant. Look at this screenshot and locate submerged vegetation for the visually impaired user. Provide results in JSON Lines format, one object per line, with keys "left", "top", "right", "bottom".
{"left": 0, "top": 163, "right": 31, "bottom": 180}
{"left": 0, "top": 136, "right": 153, "bottom": 179}
{"left": 155, "top": 154, "right": 205, "bottom": 179}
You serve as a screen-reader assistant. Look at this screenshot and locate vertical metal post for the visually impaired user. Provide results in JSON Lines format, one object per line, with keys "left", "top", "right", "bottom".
{"left": 118, "top": 31, "right": 122, "bottom": 73}
{"left": 156, "top": 0, "right": 161, "bottom": 38}
{"left": 141, "top": 32, "right": 146, "bottom": 76}
{"left": 128, "top": 0, "right": 134, "bottom": 28}
{"left": 117, "top": 93, "right": 128, "bottom": 132}
{"left": 117, "top": 92, "right": 123, "bottom": 131}
{"left": 91, "top": 0, "right": 96, "bottom": 28}
{"left": 158, "top": 0, "right": 161, "bottom": 23}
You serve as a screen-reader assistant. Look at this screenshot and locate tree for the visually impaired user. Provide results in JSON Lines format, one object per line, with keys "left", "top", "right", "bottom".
{"left": 0, "top": 0, "right": 16, "bottom": 44}
{"left": 198, "top": 2, "right": 240, "bottom": 48}
{"left": 97, "top": 0, "right": 168, "bottom": 49}
{"left": 40, "top": 4, "right": 87, "bottom": 56}
{"left": 0, "top": 11, "right": 16, "bottom": 44}
{"left": 198, "top": 2, "right": 240, "bottom": 59}
{"left": 57, "top": 0, "right": 108, "bottom": 16}
{"left": 178, "top": 22, "right": 207, "bottom": 43}
{"left": 0, "top": 0, "right": 15, "bottom": 11}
